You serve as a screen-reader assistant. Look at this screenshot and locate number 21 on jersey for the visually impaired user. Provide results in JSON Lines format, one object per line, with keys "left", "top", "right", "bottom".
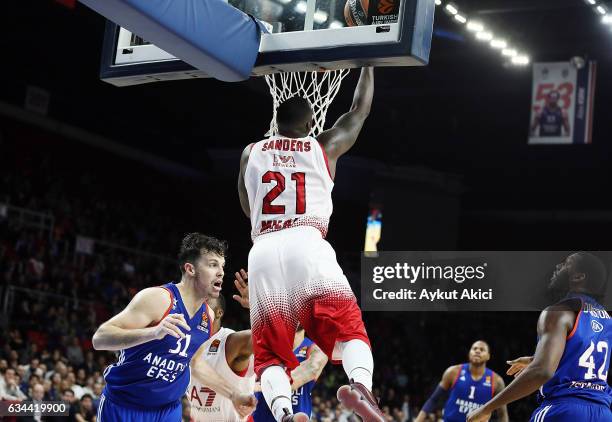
{"left": 262, "top": 171, "right": 306, "bottom": 215}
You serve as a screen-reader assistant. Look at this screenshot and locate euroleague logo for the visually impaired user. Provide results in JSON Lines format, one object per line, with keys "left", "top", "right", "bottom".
{"left": 591, "top": 320, "right": 604, "bottom": 333}
{"left": 377, "top": 0, "right": 395, "bottom": 15}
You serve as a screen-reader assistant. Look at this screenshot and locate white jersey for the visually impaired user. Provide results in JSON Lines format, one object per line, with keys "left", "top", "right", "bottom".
{"left": 245, "top": 135, "right": 334, "bottom": 241}
{"left": 188, "top": 328, "right": 255, "bottom": 422}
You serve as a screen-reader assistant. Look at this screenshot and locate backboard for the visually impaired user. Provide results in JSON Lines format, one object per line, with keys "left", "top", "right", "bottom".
{"left": 99, "top": 0, "right": 434, "bottom": 86}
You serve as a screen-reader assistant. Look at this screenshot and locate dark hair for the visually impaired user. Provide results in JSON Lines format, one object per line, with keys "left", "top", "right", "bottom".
{"left": 178, "top": 233, "right": 227, "bottom": 274}
{"left": 62, "top": 388, "right": 75, "bottom": 396}
{"left": 276, "top": 97, "right": 312, "bottom": 129}
{"left": 473, "top": 340, "right": 491, "bottom": 354}
{"left": 81, "top": 394, "right": 93, "bottom": 401}
{"left": 574, "top": 252, "right": 607, "bottom": 299}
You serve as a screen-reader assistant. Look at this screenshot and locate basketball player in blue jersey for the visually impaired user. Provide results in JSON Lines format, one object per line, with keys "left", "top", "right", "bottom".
{"left": 468, "top": 252, "right": 612, "bottom": 422}
{"left": 92, "top": 233, "right": 257, "bottom": 422}
{"left": 415, "top": 341, "right": 508, "bottom": 422}
{"left": 530, "top": 91, "right": 570, "bottom": 137}
{"left": 250, "top": 324, "right": 329, "bottom": 422}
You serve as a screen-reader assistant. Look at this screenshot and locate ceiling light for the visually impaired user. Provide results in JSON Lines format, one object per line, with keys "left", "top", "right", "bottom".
{"left": 329, "top": 20, "right": 343, "bottom": 29}
{"left": 467, "top": 21, "right": 484, "bottom": 32}
{"left": 584, "top": 0, "right": 596, "bottom": 4}
{"left": 445, "top": 3, "right": 458, "bottom": 15}
{"left": 490, "top": 39, "right": 507, "bottom": 49}
{"left": 603, "top": 14, "right": 612, "bottom": 23}
{"left": 476, "top": 31, "right": 493, "bottom": 41}
{"left": 454, "top": 14, "right": 467, "bottom": 23}
{"left": 502, "top": 48, "right": 517, "bottom": 57}
{"left": 435, "top": 0, "right": 442, "bottom": 5}
{"left": 596, "top": 5, "right": 607, "bottom": 14}
{"left": 512, "top": 55, "right": 530, "bottom": 65}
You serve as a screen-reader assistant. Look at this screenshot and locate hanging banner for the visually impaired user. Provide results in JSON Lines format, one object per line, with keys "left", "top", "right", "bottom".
{"left": 529, "top": 61, "right": 596, "bottom": 145}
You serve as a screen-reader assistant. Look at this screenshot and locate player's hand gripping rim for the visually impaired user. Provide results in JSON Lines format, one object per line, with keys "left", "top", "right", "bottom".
{"left": 153, "top": 313, "right": 190, "bottom": 340}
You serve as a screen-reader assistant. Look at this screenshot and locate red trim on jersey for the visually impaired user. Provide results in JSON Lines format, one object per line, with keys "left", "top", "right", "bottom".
{"left": 150, "top": 287, "right": 173, "bottom": 326}
{"left": 491, "top": 372, "right": 495, "bottom": 397}
{"left": 233, "top": 366, "right": 250, "bottom": 377}
{"left": 450, "top": 365, "right": 462, "bottom": 389}
{"left": 567, "top": 300, "right": 584, "bottom": 340}
{"left": 317, "top": 141, "right": 334, "bottom": 181}
{"left": 205, "top": 303, "right": 215, "bottom": 334}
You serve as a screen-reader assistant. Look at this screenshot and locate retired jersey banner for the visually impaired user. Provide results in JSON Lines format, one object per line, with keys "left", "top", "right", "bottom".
{"left": 529, "top": 61, "right": 597, "bottom": 145}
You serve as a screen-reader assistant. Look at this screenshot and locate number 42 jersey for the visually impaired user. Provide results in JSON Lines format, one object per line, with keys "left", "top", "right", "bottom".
{"left": 539, "top": 294, "right": 612, "bottom": 407}
{"left": 245, "top": 136, "right": 334, "bottom": 241}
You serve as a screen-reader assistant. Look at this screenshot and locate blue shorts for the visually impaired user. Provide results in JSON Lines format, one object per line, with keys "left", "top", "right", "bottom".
{"left": 529, "top": 398, "right": 612, "bottom": 422}
{"left": 97, "top": 394, "right": 182, "bottom": 422}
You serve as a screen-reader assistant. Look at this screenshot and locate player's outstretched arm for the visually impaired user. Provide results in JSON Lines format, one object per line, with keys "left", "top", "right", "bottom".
{"left": 238, "top": 144, "right": 252, "bottom": 218}
{"left": 414, "top": 365, "right": 457, "bottom": 422}
{"left": 226, "top": 329, "right": 254, "bottom": 373}
{"left": 466, "top": 306, "right": 575, "bottom": 422}
{"left": 493, "top": 374, "right": 509, "bottom": 422}
{"left": 290, "top": 344, "right": 329, "bottom": 391}
{"left": 191, "top": 344, "right": 257, "bottom": 418}
{"left": 92, "top": 287, "right": 190, "bottom": 351}
{"left": 318, "top": 67, "right": 374, "bottom": 166}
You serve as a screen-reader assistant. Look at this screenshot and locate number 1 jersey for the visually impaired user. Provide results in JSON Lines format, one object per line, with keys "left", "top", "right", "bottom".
{"left": 539, "top": 294, "right": 612, "bottom": 406}
{"left": 245, "top": 136, "right": 334, "bottom": 241}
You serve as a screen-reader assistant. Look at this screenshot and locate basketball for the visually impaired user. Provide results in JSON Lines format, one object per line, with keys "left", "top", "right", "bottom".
{"left": 344, "top": 0, "right": 369, "bottom": 26}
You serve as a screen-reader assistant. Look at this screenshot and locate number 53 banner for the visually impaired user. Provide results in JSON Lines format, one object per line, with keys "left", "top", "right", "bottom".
{"left": 529, "top": 61, "right": 597, "bottom": 145}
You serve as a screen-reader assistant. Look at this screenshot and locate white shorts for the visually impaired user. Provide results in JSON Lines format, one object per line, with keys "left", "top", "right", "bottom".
{"left": 248, "top": 226, "right": 369, "bottom": 375}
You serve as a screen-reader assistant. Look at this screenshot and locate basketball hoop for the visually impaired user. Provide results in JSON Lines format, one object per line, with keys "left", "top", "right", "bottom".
{"left": 264, "top": 69, "right": 350, "bottom": 137}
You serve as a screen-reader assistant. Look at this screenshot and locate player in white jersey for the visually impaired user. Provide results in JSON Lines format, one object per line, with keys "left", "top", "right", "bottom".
{"left": 189, "top": 270, "right": 328, "bottom": 421}
{"left": 238, "top": 67, "right": 383, "bottom": 422}
{"left": 189, "top": 288, "right": 256, "bottom": 422}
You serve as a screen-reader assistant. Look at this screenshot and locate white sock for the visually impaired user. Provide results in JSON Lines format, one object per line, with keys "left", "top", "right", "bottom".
{"left": 261, "top": 365, "right": 293, "bottom": 421}
{"left": 340, "top": 339, "right": 374, "bottom": 391}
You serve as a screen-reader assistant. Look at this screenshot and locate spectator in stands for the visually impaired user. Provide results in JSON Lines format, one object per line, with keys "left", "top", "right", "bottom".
{"left": 0, "top": 368, "right": 27, "bottom": 400}
{"left": 74, "top": 393, "right": 97, "bottom": 422}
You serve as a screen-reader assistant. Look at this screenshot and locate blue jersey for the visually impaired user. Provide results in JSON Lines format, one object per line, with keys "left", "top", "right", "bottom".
{"left": 102, "top": 283, "right": 213, "bottom": 409}
{"left": 539, "top": 294, "right": 612, "bottom": 407}
{"left": 252, "top": 337, "right": 316, "bottom": 421}
{"left": 539, "top": 107, "right": 564, "bottom": 136}
{"left": 443, "top": 364, "right": 495, "bottom": 422}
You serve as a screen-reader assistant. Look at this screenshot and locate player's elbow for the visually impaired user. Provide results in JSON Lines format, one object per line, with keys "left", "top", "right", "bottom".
{"left": 531, "top": 365, "right": 555, "bottom": 383}
{"left": 350, "top": 104, "right": 371, "bottom": 119}
{"left": 92, "top": 331, "right": 103, "bottom": 350}
{"left": 92, "top": 326, "right": 111, "bottom": 351}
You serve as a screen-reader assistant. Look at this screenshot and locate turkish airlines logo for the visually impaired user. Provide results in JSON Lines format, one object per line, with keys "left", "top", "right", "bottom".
{"left": 591, "top": 320, "right": 604, "bottom": 333}
{"left": 273, "top": 154, "right": 296, "bottom": 168}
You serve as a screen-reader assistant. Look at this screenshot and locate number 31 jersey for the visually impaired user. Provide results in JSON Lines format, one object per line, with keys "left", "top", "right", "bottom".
{"left": 102, "top": 283, "right": 213, "bottom": 409}
{"left": 245, "top": 136, "right": 334, "bottom": 241}
{"left": 539, "top": 294, "right": 612, "bottom": 406}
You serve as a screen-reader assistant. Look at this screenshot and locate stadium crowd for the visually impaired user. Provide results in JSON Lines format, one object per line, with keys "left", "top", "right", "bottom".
{"left": 0, "top": 118, "right": 539, "bottom": 421}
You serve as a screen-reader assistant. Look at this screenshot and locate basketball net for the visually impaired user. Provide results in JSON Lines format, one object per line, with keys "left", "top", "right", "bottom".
{"left": 264, "top": 69, "right": 350, "bottom": 137}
